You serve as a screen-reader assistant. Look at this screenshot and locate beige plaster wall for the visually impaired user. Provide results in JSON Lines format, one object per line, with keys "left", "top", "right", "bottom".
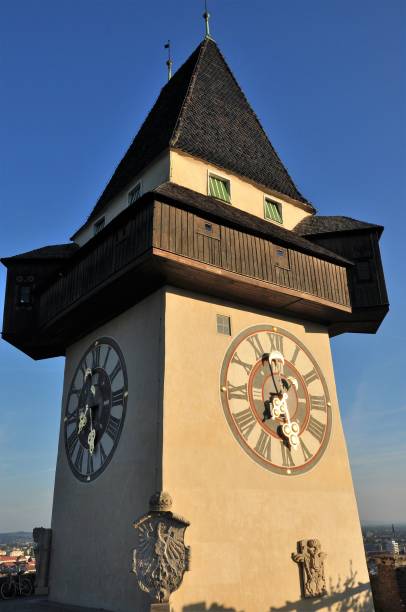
{"left": 170, "top": 149, "right": 312, "bottom": 231}
{"left": 74, "top": 152, "right": 170, "bottom": 246}
{"left": 162, "top": 287, "right": 372, "bottom": 612}
{"left": 49, "top": 291, "right": 165, "bottom": 612}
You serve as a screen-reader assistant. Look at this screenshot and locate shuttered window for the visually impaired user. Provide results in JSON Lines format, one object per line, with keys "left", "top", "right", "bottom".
{"left": 128, "top": 183, "right": 141, "bottom": 205}
{"left": 209, "top": 175, "right": 231, "bottom": 203}
{"left": 264, "top": 198, "right": 283, "bottom": 224}
{"left": 216, "top": 314, "right": 231, "bottom": 335}
{"left": 94, "top": 217, "right": 105, "bottom": 235}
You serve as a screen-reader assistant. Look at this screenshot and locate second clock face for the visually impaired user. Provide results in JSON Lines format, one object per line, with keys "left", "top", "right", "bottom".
{"left": 220, "top": 325, "right": 332, "bottom": 476}
{"left": 64, "top": 337, "right": 128, "bottom": 482}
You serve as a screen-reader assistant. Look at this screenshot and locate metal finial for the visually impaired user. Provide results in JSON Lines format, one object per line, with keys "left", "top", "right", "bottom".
{"left": 203, "top": 0, "right": 211, "bottom": 38}
{"left": 164, "top": 40, "right": 173, "bottom": 81}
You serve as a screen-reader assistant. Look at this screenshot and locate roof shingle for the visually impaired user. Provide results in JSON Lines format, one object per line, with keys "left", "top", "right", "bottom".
{"left": 80, "top": 38, "right": 311, "bottom": 232}
{"left": 1, "top": 244, "right": 79, "bottom": 266}
{"left": 295, "top": 215, "right": 383, "bottom": 237}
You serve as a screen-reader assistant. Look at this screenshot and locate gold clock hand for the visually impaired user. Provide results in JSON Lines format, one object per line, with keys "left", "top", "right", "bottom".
{"left": 281, "top": 392, "right": 300, "bottom": 449}
{"left": 88, "top": 406, "right": 96, "bottom": 455}
{"left": 78, "top": 410, "right": 87, "bottom": 434}
{"left": 88, "top": 428, "right": 96, "bottom": 455}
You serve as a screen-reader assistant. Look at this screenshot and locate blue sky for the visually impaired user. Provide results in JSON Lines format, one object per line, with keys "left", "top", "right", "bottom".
{"left": 0, "top": 0, "right": 405, "bottom": 531}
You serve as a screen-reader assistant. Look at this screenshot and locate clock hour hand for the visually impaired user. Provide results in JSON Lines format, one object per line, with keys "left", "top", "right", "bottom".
{"left": 88, "top": 427, "right": 96, "bottom": 455}
{"left": 78, "top": 371, "right": 97, "bottom": 434}
{"left": 281, "top": 392, "right": 300, "bottom": 450}
{"left": 78, "top": 408, "right": 88, "bottom": 434}
{"left": 87, "top": 404, "right": 96, "bottom": 455}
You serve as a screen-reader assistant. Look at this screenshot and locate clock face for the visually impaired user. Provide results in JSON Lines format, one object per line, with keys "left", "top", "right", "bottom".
{"left": 64, "top": 337, "right": 128, "bottom": 482}
{"left": 220, "top": 325, "right": 332, "bottom": 476}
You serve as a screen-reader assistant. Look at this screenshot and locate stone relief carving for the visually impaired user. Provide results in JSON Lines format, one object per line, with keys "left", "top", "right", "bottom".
{"left": 132, "top": 492, "right": 191, "bottom": 604}
{"left": 292, "top": 539, "right": 327, "bottom": 598}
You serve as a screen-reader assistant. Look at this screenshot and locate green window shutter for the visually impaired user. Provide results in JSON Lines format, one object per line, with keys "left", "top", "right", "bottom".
{"left": 209, "top": 176, "right": 230, "bottom": 203}
{"left": 264, "top": 198, "right": 283, "bottom": 223}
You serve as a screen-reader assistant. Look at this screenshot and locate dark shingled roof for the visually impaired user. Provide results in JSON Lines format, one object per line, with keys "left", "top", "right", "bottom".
{"left": 154, "top": 183, "right": 351, "bottom": 266}
{"left": 295, "top": 215, "right": 383, "bottom": 237}
{"left": 81, "top": 37, "right": 311, "bottom": 231}
{"left": 2, "top": 244, "right": 79, "bottom": 266}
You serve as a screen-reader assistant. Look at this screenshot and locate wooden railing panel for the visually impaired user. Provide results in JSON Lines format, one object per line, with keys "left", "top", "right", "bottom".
{"left": 152, "top": 202, "right": 351, "bottom": 308}
{"left": 38, "top": 200, "right": 351, "bottom": 330}
{"left": 39, "top": 204, "right": 154, "bottom": 326}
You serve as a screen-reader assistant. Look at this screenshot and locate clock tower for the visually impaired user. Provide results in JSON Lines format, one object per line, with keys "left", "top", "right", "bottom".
{"left": 1, "top": 35, "right": 388, "bottom": 612}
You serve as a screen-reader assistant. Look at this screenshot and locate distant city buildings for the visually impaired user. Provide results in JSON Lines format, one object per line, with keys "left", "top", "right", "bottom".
{"left": 0, "top": 535, "right": 36, "bottom": 577}
{"left": 363, "top": 525, "right": 406, "bottom": 611}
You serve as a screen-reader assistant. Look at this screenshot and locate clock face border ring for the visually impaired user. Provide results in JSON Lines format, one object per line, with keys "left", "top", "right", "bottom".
{"left": 219, "top": 324, "right": 333, "bottom": 476}
{"left": 64, "top": 336, "right": 128, "bottom": 483}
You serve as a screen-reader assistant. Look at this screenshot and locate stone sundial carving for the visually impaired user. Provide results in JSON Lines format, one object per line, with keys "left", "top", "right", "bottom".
{"left": 292, "top": 539, "right": 327, "bottom": 598}
{"left": 132, "top": 492, "right": 191, "bottom": 604}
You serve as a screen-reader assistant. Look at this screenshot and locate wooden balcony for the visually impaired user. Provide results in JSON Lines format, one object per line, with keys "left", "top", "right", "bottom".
{"left": 1, "top": 188, "right": 388, "bottom": 359}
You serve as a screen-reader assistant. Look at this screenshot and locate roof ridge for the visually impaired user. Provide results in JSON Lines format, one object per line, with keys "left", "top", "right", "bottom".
{"left": 170, "top": 39, "right": 208, "bottom": 147}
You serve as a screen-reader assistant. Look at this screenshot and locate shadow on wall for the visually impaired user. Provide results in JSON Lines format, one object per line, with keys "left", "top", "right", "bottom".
{"left": 181, "top": 565, "right": 373, "bottom": 612}
{"left": 270, "top": 564, "right": 373, "bottom": 611}
{"left": 183, "top": 604, "right": 242, "bottom": 612}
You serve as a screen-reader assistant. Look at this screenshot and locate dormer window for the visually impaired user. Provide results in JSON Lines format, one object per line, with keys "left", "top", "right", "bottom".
{"left": 209, "top": 174, "right": 231, "bottom": 203}
{"left": 264, "top": 197, "right": 283, "bottom": 224}
{"left": 128, "top": 182, "right": 141, "bottom": 205}
{"left": 94, "top": 217, "right": 105, "bottom": 235}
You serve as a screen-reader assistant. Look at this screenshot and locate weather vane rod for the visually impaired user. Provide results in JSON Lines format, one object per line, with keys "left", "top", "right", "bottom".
{"left": 203, "top": 0, "right": 211, "bottom": 39}
{"left": 164, "top": 40, "right": 173, "bottom": 81}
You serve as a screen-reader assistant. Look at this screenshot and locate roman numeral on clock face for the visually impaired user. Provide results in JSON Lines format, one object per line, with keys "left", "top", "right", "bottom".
{"left": 267, "top": 333, "right": 283, "bottom": 354}
{"left": 106, "top": 415, "right": 121, "bottom": 441}
{"left": 99, "top": 443, "right": 107, "bottom": 465}
{"left": 234, "top": 408, "right": 256, "bottom": 440}
{"left": 228, "top": 383, "right": 248, "bottom": 401}
{"left": 110, "top": 360, "right": 122, "bottom": 383}
{"left": 67, "top": 430, "right": 79, "bottom": 455}
{"left": 111, "top": 387, "right": 125, "bottom": 407}
{"left": 102, "top": 346, "right": 112, "bottom": 370}
{"left": 307, "top": 415, "right": 326, "bottom": 443}
{"left": 255, "top": 430, "right": 272, "bottom": 460}
{"left": 246, "top": 334, "right": 265, "bottom": 360}
{"left": 280, "top": 441, "right": 295, "bottom": 467}
{"left": 300, "top": 438, "right": 313, "bottom": 462}
{"left": 310, "top": 395, "right": 326, "bottom": 412}
{"left": 65, "top": 409, "right": 78, "bottom": 425}
{"left": 91, "top": 345, "right": 101, "bottom": 369}
{"left": 231, "top": 352, "right": 252, "bottom": 374}
{"left": 289, "top": 345, "right": 300, "bottom": 366}
{"left": 74, "top": 445, "right": 85, "bottom": 472}
{"left": 252, "top": 386, "right": 263, "bottom": 401}
{"left": 303, "top": 369, "right": 318, "bottom": 386}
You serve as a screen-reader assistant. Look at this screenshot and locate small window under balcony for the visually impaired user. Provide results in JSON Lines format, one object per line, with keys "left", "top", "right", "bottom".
{"left": 128, "top": 183, "right": 141, "bottom": 205}
{"left": 18, "top": 285, "right": 32, "bottom": 305}
{"left": 94, "top": 217, "right": 105, "bottom": 235}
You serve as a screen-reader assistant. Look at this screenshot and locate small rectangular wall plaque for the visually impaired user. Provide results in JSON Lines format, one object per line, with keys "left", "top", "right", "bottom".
{"left": 151, "top": 604, "right": 170, "bottom": 612}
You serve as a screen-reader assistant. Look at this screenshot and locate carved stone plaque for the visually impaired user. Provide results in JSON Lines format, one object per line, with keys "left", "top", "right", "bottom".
{"left": 132, "top": 492, "right": 191, "bottom": 604}
{"left": 292, "top": 539, "right": 327, "bottom": 598}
